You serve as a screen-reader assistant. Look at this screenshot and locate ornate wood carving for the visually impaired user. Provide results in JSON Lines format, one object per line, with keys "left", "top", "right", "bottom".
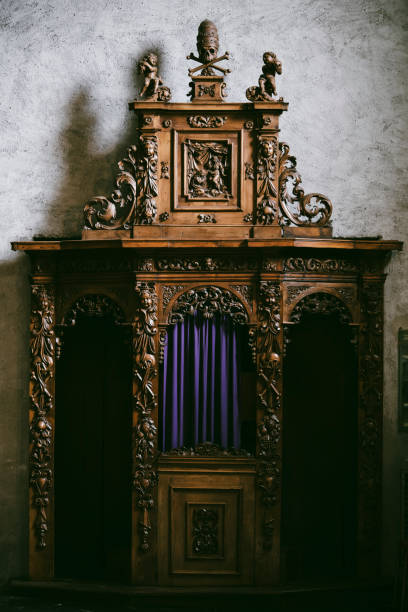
{"left": 278, "top": 142, "right": 332, "bottom": 227}
{"left": 198, "top": 213, "right": 216, "bottom": 223}
{"left": 184, "top": 139, "right": 231, "bottom": 200}
{"left": 160, "top": 161, "right": 169, "bottom": 179}
{"left": 358, "top": 281, "right": 383, "bottom": 566}
{"left": 162, "top": 285, "right": 185, "bottom": 308}
{"left": 284, "top": 257, "right": 357, "bottom": 273}
{"left": 164, "top": 442, "right": 251, "bottom": 457}
{"left": 30, "top": 285, "right": 55, "bottom": 551}
{"left": 64, "top": 294, "right": 125, "bottom": 326}
{"left": 168, "top": 286, "right": 248, "bottom": 325}
{"left": 245, "top": 162, "right": 254, "bottom": 180}
{"left": 246, "top": 52, "right": 282, "bottom": 102}
{"left": 256, "top": 137, "right": 278, "bottom": 225}
{"left": 157, "top": 256, "right": 257, "bottom": 272}
{"left": 286, "top": 285, "right": 310, "bottom": 304}
{"left": 187, "top": 115, "right": 227, "bottom": 128}
{"left": 229, "top": 284, "right": 253, "bottom": 309}
{"left": 290, "top": 292, "right": 352, "bottom": 324}
{"left": 192, "top": 507, "right": 218, "bottom": 555}
{"left": 137, "top": 52, "right": 171, "bottom": 102}
{"left": 137, "top": 135, "right": 158, "bottom": 224}
{"left": 134, "top": 256, "right": 154, "bottom": 272}
{"left": 256, "top": 281, "right": 282, "bottom": 551}
{"left": 84, "top": 144, "right": 138, "bottom": 230}
{"left": 133, "top": 282, "right": 158, "bottom": 552}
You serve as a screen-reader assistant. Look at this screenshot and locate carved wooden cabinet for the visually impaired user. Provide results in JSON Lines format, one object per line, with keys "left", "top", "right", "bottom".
{"left": 12, "top": 21, "right": 402, "bottom": 588}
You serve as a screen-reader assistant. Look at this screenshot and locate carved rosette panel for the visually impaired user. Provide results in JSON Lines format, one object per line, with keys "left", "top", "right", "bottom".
{"left": 136, "top": 134, "right": 159, "bottom": 224}
{"left": 358, "top": 281, "right": 383, "bottom": 562}
{"left": 278, "top": 142, "right": 332, "bottom": 227}
{"left": 30, "top": 285, "right": 55, "bottom": 551}
{"left": 256, "top": 281, "right": 282, "bottom": 551}
{"left": 133, "top": 282, "right": 158, "bottom": 552}
{"left": 192, "top": 507, "right": 218, "bottom": 555}
{"left": 168, "top": 286, "right": 249, "bottom": 325}
{"left": 256, "top": 136, "right": 278, "bottom": 225}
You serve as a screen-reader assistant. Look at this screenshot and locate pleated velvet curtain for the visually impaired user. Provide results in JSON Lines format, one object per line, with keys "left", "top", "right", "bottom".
{"left": 160, "top": 313, "right": 242, "bottom": 451}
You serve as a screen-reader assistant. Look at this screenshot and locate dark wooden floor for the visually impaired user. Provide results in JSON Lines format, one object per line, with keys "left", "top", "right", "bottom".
{"left": 1, "top": 581, "right": 397, "bottom": 612}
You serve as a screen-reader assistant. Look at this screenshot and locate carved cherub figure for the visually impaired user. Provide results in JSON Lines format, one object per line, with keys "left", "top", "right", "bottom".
{"left": 259, "top": 52, "right": 282, "bottom": 100}
{"left": 138, "top": 53, "right": 162, "bottom": 98}
{"left": 246, "top": 52, "right": 282, "bottom": 102}
{"left": 137, "top": 52, "right": 171, "bottom": 102}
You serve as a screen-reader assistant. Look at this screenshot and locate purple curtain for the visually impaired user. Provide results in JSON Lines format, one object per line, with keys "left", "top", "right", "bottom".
{"left": 160, "top": 313, "right": 242, "bottom": 451}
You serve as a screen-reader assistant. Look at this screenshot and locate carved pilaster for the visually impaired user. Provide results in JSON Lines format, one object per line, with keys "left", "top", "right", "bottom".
{"left": 256, "top": 281, "right": 282, "bottom": 579}
{"left": 136, "top": 135, "right": 159, "bottom": 224}
{"left": 29, "top": 284, "right": 55, "bottom": 574}
{"left": 256, "top": 136, "right": 278, "bottom": 225}
{"left": 133, "top": 282, "right": 158, "bottom": 555}
{"left": 358, "top": 280, "right": 384, "bottom": 576}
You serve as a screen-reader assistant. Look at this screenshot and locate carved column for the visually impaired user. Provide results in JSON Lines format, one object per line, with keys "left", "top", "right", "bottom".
{"left": 255, "top": 280, "right": 283, "bottom": 584}
{"left": 29, "top": 283, "right": 56, "bottom": 579}
{"left": 358, "top": 278, "right": 384, "bottom": 577}
{"left": 132, "top": 281, "right": 159, "bottom": 583}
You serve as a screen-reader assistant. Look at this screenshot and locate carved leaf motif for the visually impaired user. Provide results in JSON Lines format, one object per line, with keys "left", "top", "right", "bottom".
{"left": 229, "top": 284, "right": 253, "bottom": 310}
{"left": 168, "top": 286, "right": 248, "bottom": 325}
{"left": 157, "top": 256, "right": 257, "bottom": 272}
{"left": 187, "top": 115, "right": 227, "bottom": 128}
{"left": 278, "top": 142, "right": 332, "bottom": 227}
{"left": 30, "top": 285, "right": 55, "bottom": 550}
{"left": 284, "top": 257, "right": 357, "bottom": 273}
{"left": 162, "top": 285, "right": 185, "bottom": 308}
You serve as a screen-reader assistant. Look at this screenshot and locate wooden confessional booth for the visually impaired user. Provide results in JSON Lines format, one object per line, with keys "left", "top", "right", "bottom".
{"left": 13, "top": 20, "right": 402, "bottom": 589}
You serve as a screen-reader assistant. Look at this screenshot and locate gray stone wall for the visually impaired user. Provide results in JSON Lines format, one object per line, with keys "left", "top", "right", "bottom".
{"left": 0, "top": 0, "right": 407, "bottom": 584}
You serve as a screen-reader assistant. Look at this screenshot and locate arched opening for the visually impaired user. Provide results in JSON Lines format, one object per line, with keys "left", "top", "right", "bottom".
{"left": 159, "top": 287, "right": 255, "bottom": 454}
{"left": 55, "top": 297, "right": 132, "bottom": 582}
{"left": 282, "top": 296, "right": 357, "bottom": 583}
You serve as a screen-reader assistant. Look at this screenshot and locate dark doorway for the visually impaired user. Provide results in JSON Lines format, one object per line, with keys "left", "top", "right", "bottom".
{"left": 55, "top": 316, "right": 132, "bottom": 581}
{"left": 282, "top": 314, "right": 357, "bottom": 583}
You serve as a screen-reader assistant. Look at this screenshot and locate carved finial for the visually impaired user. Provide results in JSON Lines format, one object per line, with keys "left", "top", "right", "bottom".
{"left": 246, "top": 52, "right": 282, "bottom": 102}
{"left": 187, "top": 20, "right": 230, "bottom": 77}
{"left": 187, "top": 21, "right": 230, "bottom": 102}
{"left": 137, "top": 52, "right": 171, "bottom": 102}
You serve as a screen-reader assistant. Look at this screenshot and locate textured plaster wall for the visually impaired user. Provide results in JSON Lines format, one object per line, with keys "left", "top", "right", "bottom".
{"left": 0, "top": 0, "right": 407, "bottom": 585}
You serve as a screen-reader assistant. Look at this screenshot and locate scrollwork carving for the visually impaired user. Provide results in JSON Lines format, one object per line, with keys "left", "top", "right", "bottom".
{"left": 284, "top": 257, "right": 357, "bottom": 273}
{"left": 133, "top": 282, "right": 158, "bottom": 552}
{"left": 64, "top": 294, "right": 125, "bottom": 327}
{"left": 162, "top": 285, "right": 185, "bottom": 308}
{"left": 229, "top": 284, "right": 253, "bottom": 310}
{"left": 30, "top": 285, "right": 55, "bottom": 550}
{"left": 157, "top": 256, "right": 257, "bottom": 272}
{"left": 278, "top": 142, "right": 332, "bottom": 227}
{"left": 187, "top": 115, "right": 227, "bottom": 128}
{"left": 84, "top": 145, "right": 138, "bottom": 230}
{"left": 168, "top": 286, "right": 248, "bottom": 325}
{"left": 290, "top": 292, "right": 352, "bottom": 325}
{"left": 286, "top": 285, "right": 310, "bottom": 305}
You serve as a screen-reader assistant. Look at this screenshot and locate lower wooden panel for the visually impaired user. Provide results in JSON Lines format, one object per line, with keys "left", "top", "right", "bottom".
{"left": 158, "top": 458, "right": 256, "bottom": 585}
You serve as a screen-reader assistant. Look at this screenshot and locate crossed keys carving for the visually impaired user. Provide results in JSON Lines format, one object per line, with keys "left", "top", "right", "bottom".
{"left": 187, "top": 51, "right": 231, "bottom": 77}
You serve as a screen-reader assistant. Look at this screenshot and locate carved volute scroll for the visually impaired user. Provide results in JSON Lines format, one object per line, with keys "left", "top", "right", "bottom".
{"left": 278, "top": 142, "right": 332, "bottom": 227}
{"left": 133, "top": 282, "right": 158, "bottom": 553}
{"left": 256, "top": 281, "right": 282, "bottom": 553}
{"left": 30, "top": 285, "right": 55, "bottom": 551}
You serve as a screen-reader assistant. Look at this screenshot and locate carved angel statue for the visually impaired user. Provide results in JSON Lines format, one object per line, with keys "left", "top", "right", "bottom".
{"left": 137, "top": 52, "right": 171, "bottom": 102}
{"left": 246, "top": 52, "right": 282, "bottom": 102}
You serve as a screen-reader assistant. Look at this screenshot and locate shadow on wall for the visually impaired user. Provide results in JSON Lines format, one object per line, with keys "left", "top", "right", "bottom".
{"left": 38, "top": 51, "right": 162, "bottom": 239}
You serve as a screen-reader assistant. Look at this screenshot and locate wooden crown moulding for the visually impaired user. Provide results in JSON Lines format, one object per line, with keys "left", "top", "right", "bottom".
{"left": 79, "top": 19, "right": 342, "bottom": 241}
